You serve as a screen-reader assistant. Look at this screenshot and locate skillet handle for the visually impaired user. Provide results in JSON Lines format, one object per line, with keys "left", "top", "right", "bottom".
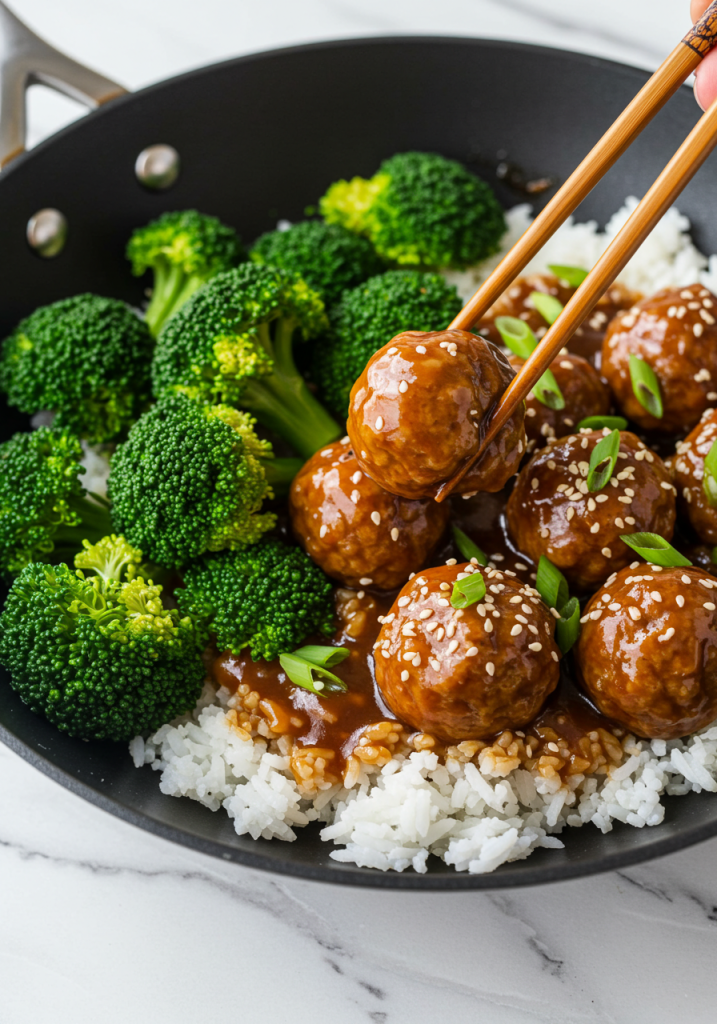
{"left": 0, "top": 0, "right": 126, "bottom": 168}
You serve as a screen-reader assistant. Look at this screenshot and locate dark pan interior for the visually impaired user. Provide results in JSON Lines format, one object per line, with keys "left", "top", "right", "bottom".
{"left": 1, "top": 37, "right": 717, "bottom": 888}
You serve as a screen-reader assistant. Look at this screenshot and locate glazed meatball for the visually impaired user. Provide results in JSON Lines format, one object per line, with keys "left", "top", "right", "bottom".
{"left": 347, "top": 330, "right": 527, "bottom": 500}
{"left": 477, "top": 273, "right": 638, "bottom": 368}
{"left": 602, "top": 286, "right": 717, "bottom": 433}
{"left": 374, "top": 563, "right": 560, "bottom": 742}
{"left": 576, "top": 564, "right": 717, "bottom": 739}
{"left": 505, "top": 430, "right": 676, "bottom": 592}
{"left": 507, "top": 351, "right": 611, "bottom": 453}
{"left": 667, "top": 408, "right": 717, "bottom": 545}
{"left": 289, "top": 437, "right": 449, "bottom": 590}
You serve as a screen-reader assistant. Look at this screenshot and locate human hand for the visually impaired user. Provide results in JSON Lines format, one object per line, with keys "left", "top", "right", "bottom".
{"left": 691, "top": 0, "right": 717, "bottom": 109}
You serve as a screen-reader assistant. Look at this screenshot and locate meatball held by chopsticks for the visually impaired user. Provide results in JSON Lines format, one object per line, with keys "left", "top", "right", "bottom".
{"left": 373, "top": 563, "right": 560, "bottom": 742}
{"left": 602, "top": 286, "right": 717, "bottom": 433}
{"left": 289, "top": 436, "right": 449, "bottom": 590}
{"left": 347, "top": 330, "right": 527, "bottom": 500}
{"left": 576, "top": 564, "right": 717, "bottom": 739}
{"left": 506, "top": 430, "right": 676, "bottom": 592}
{"left": 667, "top": 408, "right": 717, "bottom": 545}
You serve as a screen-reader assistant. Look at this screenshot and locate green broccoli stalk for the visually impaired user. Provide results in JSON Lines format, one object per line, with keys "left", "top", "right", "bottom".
{"left": 126, "top": 210, "right": 245, "bottom": 337}
{"left": 312, "top": 270, "right": 463, "bottom": 418}
{"left": 0, "top": 294, "right": 154, "bottom": 444}
{"left": 250, "top": 220, "right": 384, "bottom": 306}
{"left": 0, "top": 535, "right": 205, "bottom": 741}
{"left": 0, "top": 426, "right": 112, "bottom": 581}
{"left": 108, "top": 392, "right": 301, "bottom": 570}
{"left": 151, "top": 264, "right": 342, "bottom": 458}
{"left": 319, "top": 151, "right": 506, "bottom": 269}
{"left": 176, "top": 537, "right": 334, "bottom": 662}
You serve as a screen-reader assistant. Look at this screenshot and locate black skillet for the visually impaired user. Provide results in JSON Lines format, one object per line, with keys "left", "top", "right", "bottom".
{"left": 1, "top": 6, "right": 716, "bottom": 888}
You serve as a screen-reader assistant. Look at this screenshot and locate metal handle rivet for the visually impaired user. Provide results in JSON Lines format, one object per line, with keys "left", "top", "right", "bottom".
{"left": 26, "top": 208, "right": 68, "bottom": 258}
{"left": 135, "top": 144, "right": 180, "bottom": 190}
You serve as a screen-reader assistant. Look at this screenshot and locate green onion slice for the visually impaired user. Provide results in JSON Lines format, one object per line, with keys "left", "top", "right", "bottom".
{"left": 587, "top": 428, "right": 621, "bottom": 492}
{"left": 548, "top": 264, "right": 589, "bottom": 288}
{"left": 450, "top": 571, "right": 487, "bottom": 609}
{"left": 279, "top": 652, "right": 348, "bottom": 696}
{"left": 494, "top": 316, "right": 565, "bottom": 410}
{"left": 293, "top": 645, "right": 350, "bottom": 668}
{"left": 703, "top": 438, "right": 717, "bottom": 507}
{"left": 452, "top": 526, "right": 488, "bottom": 565}
{"left": 619, "top": 533, "right": 692, "bottom": 567}
{"left": 536, "top": 555, "right": 569, "bottom": 611}
{"left": 629, "top": 354, "right": 663, "bottom": 419}
{"left": 577, "top": 414, "right": 628, "bottom": 431}
{"left": 530, "top": 291, "right": 563, "bottom": 326}
{"left": 555, "top": 596, "right": 580, "bottom": 654}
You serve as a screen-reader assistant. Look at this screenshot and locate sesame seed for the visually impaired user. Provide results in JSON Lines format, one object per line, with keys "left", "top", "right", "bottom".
{"left": 551, "top": 651, "right": 559, "bottom": 662}
{"left": 510, "top": 624, "right": 522, "bottom": 636}
{"left": 590, "top": 610, "right": 602, "bottom": 620}
{"left": 650, "top": 591, "right": 662, "bottom": 602}
{"left": 412, "top": 654, "right": 421, "bottom": 667}
{"left": 531, "top": 478, "right": 539, "bottom": 490}
{"left": 676, "top": 595, "right": 685, "bottom": 608}
{"left": 590, "top": 522, "right": 600, "bottom": 534}
{"left": 548, "top": 460, "right": 557, "bottom": 470}
{"left": 560, "top": 360, "right": 572, "bottom": 369}
{"left": 398, "top": 596, "right": 410, "bottom": 607}
{"left": 438, "top": 598, "right": 450, "bottom": 607}
{"left": 625, "top": 517, "right": 636, "bottom": 525}
{"left": 350, "top": 489, "right": 360, "bottom": 504}
{"left": 694, "top": 323, "right": 704, "bottom": 337}
{"left": 615, "top": 518, "right": 624, "bottom": 529}
{"left": 440, "top": 582, "right": 451, "bottom": 591}
{"left": 371, "top": 511, "right": 381, "bottom": 525}
{"left": 401, "top": 670, "right": 409, "bottom": 681}
{"left": 446, "top": 622, "right": 456, "bottom": 637}
{"left": 446, "top": 558, "right": 457, "bottom": 566}
{"left": 484, "top": 619, "right": 493, "bottom": 633}
{"left": 510, "top": 596, "right": 522, "bottom": 603}
{"left": 429, "top": 659, "right": 440, "bottom": 671}
{"left": 660, "top": 481, "right": 673, "bottom": 490}
{"left": 416, "top": 345, "right": 427, "bottom": 354}
{"left": 681, "top": 574, "right": 692, "bottom": 585}
{"left": 387, "top": 347, "right": 398, "bottom": 355}
{"left": 596, "top": 494, "right": 609, "bottom": 503}
{"left": 402, "top": 651, "right": 415, "bottom": 661}
{"left": 601, "top": 547, "right": 612, "bottom": 558}
{"left": 375, "top": 416, "right": 384, "bottom": 430}
{"left": 617, "top": 496, "right": 631, "bottom": 504}
{"left": 528, "top": 642, "right": 542, "bottom": 652}
{"left": 608, "top": 602, "right": 621, "bottom": 611}
{"left": 516, "top": 614, "right": 528, "bottom": 624}
{"left": 399, "top": 380, "right": 408, "bottom": 393}
{"left": 515, "top": 562, "right": 528, "bottom": 571}
{"left": 380, "top": 649, "right": 390, "bottom": 659}
{"left": 628, "top": 607, "right": 640, "bottom": 620}
{"left": 484, "top": 657, "right": 493, "bottom": 670}
{"left": 528, "top": 624, "right": 539, "bottom": 634}
{"left": 657, "top": 627, "right": 675, "bottom": 643}
{"left": 391, "top": 527, "right": 399, "bottom": 542}
{"left": 419, "top": 609, "right": 433, "bottom": 619}
{"left": 705, "top": 602, "right": 716, "bottom": 611}
{"left": 540, "top": 527, "right": 549, "bottom": 537}
{"left": 321, "top": 448, "right": 333, "bottom": 457}
{"left": 448, "top": 639, "right": 459, "bottom": 653}
{"left": 351, "top": 471, "right": 362, "bottom": 484}
{"left": 359, "top": 577, "right": 373, "bottom": 586}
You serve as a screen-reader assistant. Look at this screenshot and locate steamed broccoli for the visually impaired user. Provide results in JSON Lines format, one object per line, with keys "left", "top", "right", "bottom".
{"left": 0, "top": 294, "right": 153, "bottom": 444}
{"left": 250, "top": 220, "right": 384, "bottom": 306}
{"left": 151, "top": 264, "right": 341, "bottom": 458}
{"left": 312, "top": 270, "right": 463, "bottom": 417}
{"left": 108, "top": 392, "right": 301, "bottom": 570}
{"left": 0, "top": 535, "right": 205, "bottom": 741}
{"left": 319, "top": 151, "right": 506, "bottom": 269}
{"left": 127, "top": 210, "right": 245, "bottom": 336}
{"left": 0, "top": 426, "right": 112, "bottom": 581}
{"left": 177, "top": 538, "right": 334, "bottom": 661}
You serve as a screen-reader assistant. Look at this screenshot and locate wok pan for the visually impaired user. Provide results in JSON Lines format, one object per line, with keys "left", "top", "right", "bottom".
{"left": 1, "top": 3, "right": 716, "bottom": 889}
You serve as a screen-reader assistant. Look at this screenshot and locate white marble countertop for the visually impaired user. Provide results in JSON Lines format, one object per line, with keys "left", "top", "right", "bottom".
{"left": 3, "top": 2, "right": 717, "bottom": 1022}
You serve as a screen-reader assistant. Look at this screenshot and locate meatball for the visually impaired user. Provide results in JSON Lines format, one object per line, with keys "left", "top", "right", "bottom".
{"left": 477, "top": 272, "right": 638, "bottom": 368}
{"left": 507, "top": 351, "right": 611, "bottom": 453}
{"left": 289, "top": 436, "right": 449, "bottom": 590}
{"left": 347, "top": 330, "right": 527, "bottom": 500}
{"left": 505, "top": 430, "right": 676, "bottom": 592}
{"left": 602, "top": 286, "right": 717, "bottom": 433}
{"left": 576, "top": 564, "right": 717, "bottom": 739}
{"left": 374, "top": 563, "right": 560, "bottom": 742}
{"left": 666, "top": 408, "right": 717, "bottom": 545}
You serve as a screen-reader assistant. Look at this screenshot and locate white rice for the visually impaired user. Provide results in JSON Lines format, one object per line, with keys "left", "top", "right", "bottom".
{"left": 130, "top": 200, "right": 717, "bottom": 874}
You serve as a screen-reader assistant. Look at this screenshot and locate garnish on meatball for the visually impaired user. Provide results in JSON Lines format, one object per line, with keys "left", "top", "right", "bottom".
{"left": 373, "top": 562, "right": 560, "bottom": 742}
{"left": 602, "top": 286, "right": 717, "bottom": 433}
{"left": 505, "top": 430, "right": 676, "bottom": 592}
{"left": 576, "top": 563, "right": 717, "bottom": 739}
{"left": 289, "top": 436, "right": 449, "bottom": 591}
{"left": 667, "top": 408, "right": 717, "bottom": 546}
{"left": 347, "top": 329, "right": 527, "bottom": 499}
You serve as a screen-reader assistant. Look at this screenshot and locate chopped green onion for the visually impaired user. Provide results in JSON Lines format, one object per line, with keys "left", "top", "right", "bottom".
{"left": 703, "top": 438, "right": 717, "bottom": 507}
{"left": 577, "top": 414, "right": 628, "bottom": 431}
{"left": 450, "top": 571, "right": 487, "bottom": 609}
{"left": 556, "top": 596, "right": 580, "bottom": 654}
{"left": 536, "top": 555, "right": 569, "bottom": 611}
{"left": 530, "top": 291, "right": 563, "bottom": 326}
{"left": 619, "top": 533, "right": 692, "bottom": 567}
{"left": 293, "top": 645, "right": 350, "bottom": 669}
{"left": 279, "top": 652, "right": 348, "bottom": 696}
{"left": 587, "top": 428, "right": 621, "bottom": 492}
{"left": 548, "top": 264, "right": 589, "bottom": 288}
{"left": 452, "top": 526, "right": 488, "bottom": 565}
{"left": 629, "top": 354, "right": 663, "bottom": 419}
{"left": 495, "top": 316, "right": 565, "bottom": 411}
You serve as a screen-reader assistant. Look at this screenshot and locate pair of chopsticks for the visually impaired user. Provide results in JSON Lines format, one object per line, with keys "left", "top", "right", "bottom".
{"left": 436, "top": 1, "right": 717, "bottom": 502}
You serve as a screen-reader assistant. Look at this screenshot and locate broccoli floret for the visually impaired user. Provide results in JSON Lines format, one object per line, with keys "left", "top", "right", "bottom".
{"left": 151, "top": 264, "right": 342, "bottom": 458}
{"left": 319, "top": 151, "right": 506, "bottom": 269}
{"left": 108, "top": 392, "right": 301, "bottom": 570}
{"left": 177, "top": 537, "right": 334, "bottom": 661}
{"left": 0, "top": 294, "right": 153, "bottom": 444}
{"left": 0, "top": 535, "right": 205, "bottom": 741}
{"left": 250, "top": 220, "right": 384, "bottom": 306}
{"left": 127, "top": 210, "right": 245, "bottom": 336}
{"left": 0, "top": 426, "right": 112, "bottom": 581}
{"left": 312, "top": 270, "right": 463, "bottom": 418}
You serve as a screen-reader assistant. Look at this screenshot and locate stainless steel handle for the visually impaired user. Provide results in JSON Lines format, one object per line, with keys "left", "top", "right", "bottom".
{"left": 0, "top": 0, "right": 126, "bottom": 168}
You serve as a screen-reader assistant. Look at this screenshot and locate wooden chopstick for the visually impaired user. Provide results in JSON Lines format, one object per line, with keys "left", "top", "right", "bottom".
{"left": 449, "top": 3, "right": 717, "bottom": 335}
{"left": 436, "top": 89, "right": 717, "bottom": 502}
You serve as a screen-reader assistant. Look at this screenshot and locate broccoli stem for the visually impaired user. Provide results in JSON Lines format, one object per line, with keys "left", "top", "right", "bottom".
{"left": 50, "top": 494, "right": 113, "bottom": 563}
{"left": 262, "top": 456, "right": 304, "bottom": 496}
{"left": 145, "top": 263, "right": 207, "bottom": 337}
{"left": 241, "top": 318, "right": 342, "bottom": 459}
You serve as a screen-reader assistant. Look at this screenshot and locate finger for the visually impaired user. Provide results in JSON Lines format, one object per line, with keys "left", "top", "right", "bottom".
{"left": 695, "top": 47, "right": 717, "bottom": 109}
{"left": 691, "top": 0, "right": 711, "bottom": 22}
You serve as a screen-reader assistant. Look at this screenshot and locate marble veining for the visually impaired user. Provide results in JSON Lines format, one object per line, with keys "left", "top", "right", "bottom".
{"left": 3, "top": 1, "right": 717, "bottom": 1021}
